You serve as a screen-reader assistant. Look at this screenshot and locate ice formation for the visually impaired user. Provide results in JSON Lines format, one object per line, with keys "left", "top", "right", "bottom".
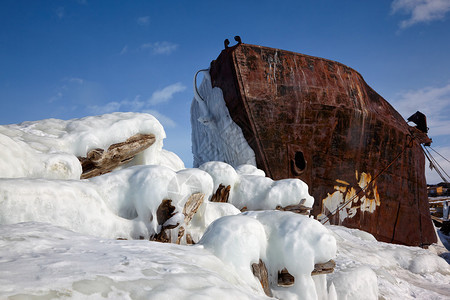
{"left": 199, "top": 161, "right": 314, "bottom": 210}
{"left": 0, "top": 222, "right": 271, "bottom": 300}
{"left": 0, "top": 112, "right": 184, "bottom": 179}
{"left": 191, "top": 69, "right": 256, "bottom": 168}
{"left": 328, "top": 225, "right": 450, "bottom": 299}
{"left": 199, "top": 211, "right": 338, "bottom": 299}
{"left": 1, "top": 112, "right": 449, "bottom": 300}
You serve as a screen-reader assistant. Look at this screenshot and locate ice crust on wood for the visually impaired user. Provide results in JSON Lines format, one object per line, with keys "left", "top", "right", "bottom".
{"left": 0, "top": 112, "right": 184, "bottom": 180}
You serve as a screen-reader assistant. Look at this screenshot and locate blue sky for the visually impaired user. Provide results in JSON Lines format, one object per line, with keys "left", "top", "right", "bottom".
{"left": 1, "top": 0, "right": 449, "bottom": 183}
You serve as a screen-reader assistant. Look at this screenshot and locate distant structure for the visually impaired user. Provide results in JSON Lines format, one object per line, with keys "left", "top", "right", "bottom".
{"left": 197, "top": 42, "right": 436, "bottom": 247}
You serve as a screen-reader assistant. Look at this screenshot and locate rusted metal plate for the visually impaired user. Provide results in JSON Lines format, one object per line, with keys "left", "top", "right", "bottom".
{"left": 209, "top": 43, "right": 436, "bottom": 247}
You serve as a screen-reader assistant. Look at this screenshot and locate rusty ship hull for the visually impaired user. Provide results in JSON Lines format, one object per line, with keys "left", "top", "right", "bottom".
{"left": 208, "top": 43, "right": 436, "bottom": 247}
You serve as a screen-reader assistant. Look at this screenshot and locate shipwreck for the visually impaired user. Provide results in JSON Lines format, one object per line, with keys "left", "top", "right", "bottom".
{"left": 191, "top": 39, "right": 436, "bottom": 247}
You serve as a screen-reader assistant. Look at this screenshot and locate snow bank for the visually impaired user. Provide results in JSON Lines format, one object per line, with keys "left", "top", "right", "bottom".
{"left": 199, "top": 211, "right": 337, "bottom": 299}
{"left": 0, "top": 165, "right": 220, "bottom": 240}
{"left": 0, "top": 222, "right": 271, "bottom": 300}
{"left": 199, "top": 215, "right": 268, "bottom": 291}
{"left": 199, "top": 161, "right": 314, "bottom": 209}
{"left": 1, "top": 112, "right": 449, "bottom": 300}
{"left": 328, "top": 225, "right": 450, "bottom": 299}
{"left": 0, "top": 112, "right": 184, "bottom": 179}
{"left": 0, "top": 160, "right": 314, "bottom": 242}
{"left": 191, "top": 70, "right": 256, "bottom": 168}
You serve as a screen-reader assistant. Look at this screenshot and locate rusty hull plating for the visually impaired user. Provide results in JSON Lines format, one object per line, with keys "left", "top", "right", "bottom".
{"left": 209, "top": 43, "right": 436, "bottom": 247}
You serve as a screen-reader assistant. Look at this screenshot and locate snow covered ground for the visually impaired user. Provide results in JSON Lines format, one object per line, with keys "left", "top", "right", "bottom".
{"left": 1, "top": 112, "right": 449, "bottom": 299}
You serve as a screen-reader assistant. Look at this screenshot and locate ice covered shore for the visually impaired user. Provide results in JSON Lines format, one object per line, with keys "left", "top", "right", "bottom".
{"left": 0, "top": 113, "right": 449, "bottom": 299}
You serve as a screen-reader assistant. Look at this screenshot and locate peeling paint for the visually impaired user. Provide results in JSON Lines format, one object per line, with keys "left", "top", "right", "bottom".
{"left": 319, "top": 171, "right": 380, "bottom": 223}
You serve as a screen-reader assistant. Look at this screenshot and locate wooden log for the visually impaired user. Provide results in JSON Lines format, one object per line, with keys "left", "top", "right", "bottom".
{"left": 277, "top": 259, "right": 336, "bottom": 287}
{"left": 176, "top": 226, "right": 185, "bottom": 245}
{"left": 185, "top": 233, "right": 195, "bottom": 245}
{"left": 79, "top": 133, "right": 155, "bottom": 179}
{"left": 150, "top": 199, "right": 178, "bottom": 243}
{"left": 276, "top": 203, "right": 311, "bottom": 215}
{"left": 176, "top": 193, "right": 205, "bottom": 244}
{"left": 183, "top": 193, "right": 205, "bottom": 223}
{"left": 276, "top": 198, "right": 311, "bottom": 215}
{"left": 210, "top": 184, "right": 231, "bottom": 203}
{"left": 152, "top": 193, "right": 205, "bottom": 244}
{"left": 251, "top": 259, "right": 272, "bottom": 297}
{"left": 157, "top": 199, "right": 176, "bottom": 226}
{"left": 278, "top": 268, "right": 295, "bottom": 287}
{"left": 311, "top": 259, "right": 336, "bottom": 276}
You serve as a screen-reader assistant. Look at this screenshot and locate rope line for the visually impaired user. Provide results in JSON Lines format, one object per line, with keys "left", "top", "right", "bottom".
{"left": 422, "top": 146, "right": 450, "bottom": 183}
{"left": 428, "top": 146, "right": 450, "bottom": 164}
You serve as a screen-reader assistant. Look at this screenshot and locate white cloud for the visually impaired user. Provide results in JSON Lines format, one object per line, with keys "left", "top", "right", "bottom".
{"left": 137, "top": 16, "right": 150, "bottom": 26}
{"left": 149, "top": 82, "right": 186, "bottom": 105}
{"left": 88, "top": 101, "right": 122, "bottom": 114}
{"left": 119, "top": 45, "right": 128, "bottom": 55}
{"left": 140, "top": 41, "right": 178, "bottom": 55}
{"left": 49, "top": 92, "right": 63, "bottom": 103}
{"left": 143, "top": 110, "right": 176, "bottom": 128}
{"left": 391, "top": 82, "right": 450, "bottom": 184}
{"left": 87, "top": 95, "right": 143, "bottom": 114}
{"left": 67, "top": 77, "right": 84, "bottom": 84}
{"left": 391, "top": 0, "right": 450, "bottom": 28}
{"left": 55, "top": 7, "right": 65, "bottom": 19}
{"left": 48, "top": 77, "right": 85, "bottom": 103}
{"left": 391, "top": 82, "right": 450, "bottom": 137}
{"left": 86, "top": 82, "right": 186, "bottom": 125}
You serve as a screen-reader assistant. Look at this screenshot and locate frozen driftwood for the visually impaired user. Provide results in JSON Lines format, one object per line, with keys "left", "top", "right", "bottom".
{"left": 78, "top": 133, "right": 155, "bottom": 179}
{"left": 151, "top": 193, "right": 205, "bottom": 244}
{"left": 278, "top": 268, "right": 295, "bottom": 287}
{"left": 251, "top": 259, "right": 272, "bottom": 297}
{"left": 210, "top": 184, "right": 231, "bottom": 203}
{"left": 277, "top": 259, "right": 336, "bottom": 286}
{"left": 252, "top": 259, "right": 335, "bottom": 296}
{"left": 151, "top": 199, "right": 178, "bottom": 243}
{"left": 276, "top": 203, "right": 311, "bottom": 215}
{"left": 177, "top": 193, "right": 205, "bottom": 244}
{"left": 311, "top": 259, "right": 336, "bottom": 275}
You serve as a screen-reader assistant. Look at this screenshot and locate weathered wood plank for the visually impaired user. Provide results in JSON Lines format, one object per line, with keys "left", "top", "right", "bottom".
{"left": 276, "top": 203, "right": 311, "bottom": 215}
{"left": 251, "top": 259, "right": 272, "bottom": 297}
{"left": 278, "top": 268, "right": 295, "bottom": 287}
{"left": 277, "top": 259, "right": 335, "bottom": 288}
{"left": 210, "top": 184, "right": 231, "bottom": 203}
{"left": 152, "top": 193, "right": 205, "bottom": 244}
{"left": 150, "top": 199, "right": 178, "bottom": 243}
{"left": 176, "top": 193, "right": 205, "bottom": 244}
{"left": 183, "top": 193, "right": 205, "bottom": 223}
{"left": 311, "top": 259, "right": 336, "bottom": 276}
{"left": 79, "top": 133, "right": 155, "bottom": 179}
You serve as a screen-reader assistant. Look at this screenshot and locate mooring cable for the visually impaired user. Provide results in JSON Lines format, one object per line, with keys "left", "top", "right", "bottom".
{"left": 428, "top": 146, "right": 450, "bottom": 164}
{"left": 422, "top": 146, "right": 450, "bottom": 183}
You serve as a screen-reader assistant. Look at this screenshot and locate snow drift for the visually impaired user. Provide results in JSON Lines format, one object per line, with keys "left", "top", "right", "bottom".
{"left": 0, "top": 112, "right": 449, "bottom": 299}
